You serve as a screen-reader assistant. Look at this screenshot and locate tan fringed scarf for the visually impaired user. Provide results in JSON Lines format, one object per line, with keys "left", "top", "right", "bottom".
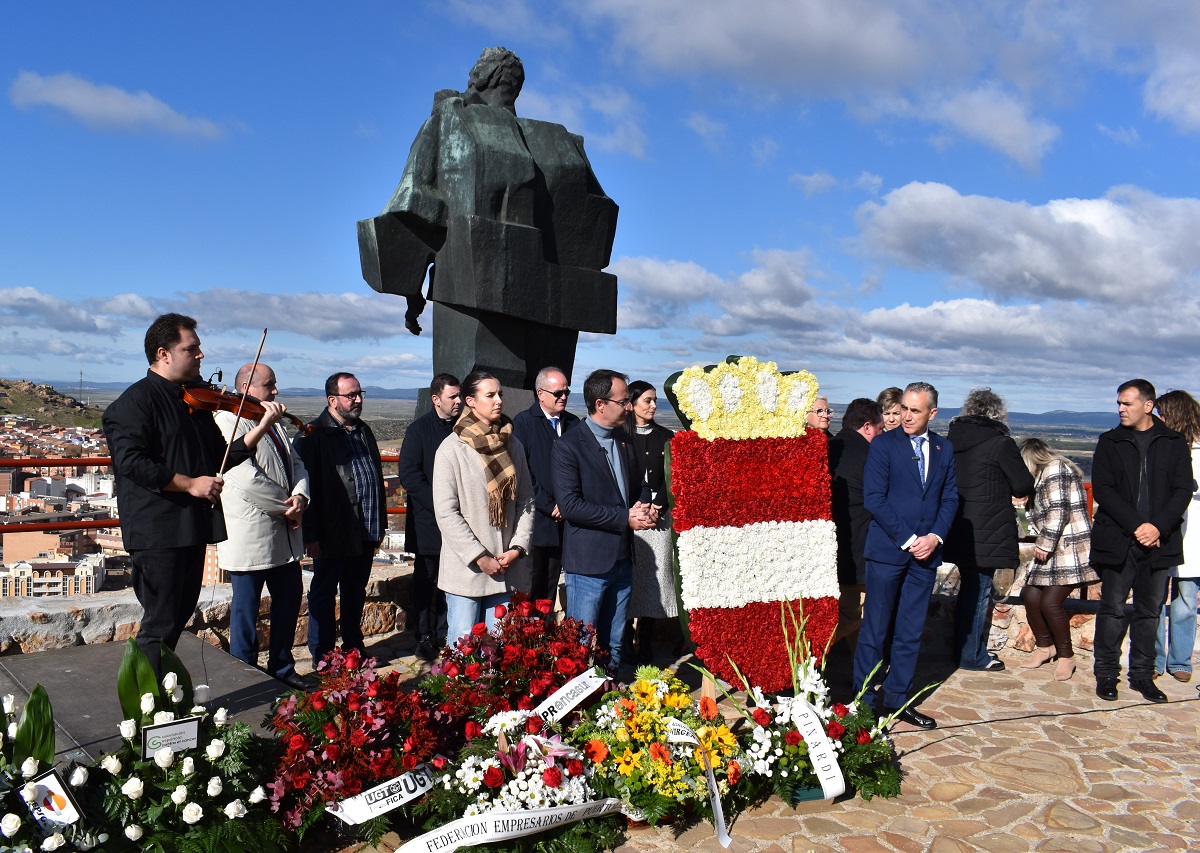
{"left": 455, "top": 409, "right": 517, "bottom": 528}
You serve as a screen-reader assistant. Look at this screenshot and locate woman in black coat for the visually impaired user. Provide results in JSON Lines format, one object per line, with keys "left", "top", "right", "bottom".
{"left": 945, "top": 388, "right": 1035, "bottom": 671}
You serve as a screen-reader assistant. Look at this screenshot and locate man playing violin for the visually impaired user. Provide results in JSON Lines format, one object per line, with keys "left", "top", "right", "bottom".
{"left": 214, "top": 363, "right": 311, "bottom": 690}
{"left": 103, "top": 313, "right": 285, "bottom": 677}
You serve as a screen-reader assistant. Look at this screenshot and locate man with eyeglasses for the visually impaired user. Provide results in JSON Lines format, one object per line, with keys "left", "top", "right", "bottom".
{"left": 552, "top": 369, "right": 657, "bottom": 676}
{"left": 294, "top": 372, "right": 387, "bottom": 666}
{"left": 512, "top": 367, "right": 580, "bottom": 611}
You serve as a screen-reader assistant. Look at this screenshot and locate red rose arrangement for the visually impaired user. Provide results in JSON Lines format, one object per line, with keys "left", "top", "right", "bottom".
{"left": 266, "top": 647, "right": 438, "bottom": 837}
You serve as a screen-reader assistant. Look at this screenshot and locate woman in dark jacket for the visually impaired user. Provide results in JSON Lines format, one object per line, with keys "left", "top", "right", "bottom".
{"left": 945, "top": 387, "right": 1035, "bottom": 671}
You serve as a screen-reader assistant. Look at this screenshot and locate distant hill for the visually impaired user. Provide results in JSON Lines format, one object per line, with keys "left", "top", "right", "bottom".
{"left": 0, "top": 379, "right": 104, "bottom": 428}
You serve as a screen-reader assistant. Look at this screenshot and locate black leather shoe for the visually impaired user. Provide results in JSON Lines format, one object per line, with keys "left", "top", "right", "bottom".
{"left": 1096, "top": 678, "right": 1118, "bottom": 701}
{"left": 1130, "top": 678, "right": 1168, "bottom": 703}
{"left": 275, "top": 672, "right": 315, "bottom": 692}
{"left": 884, "top": 707, "right": 937, "bottom": 729}
{"left": 415, "top": 639, "right": 437, "bottom": 663}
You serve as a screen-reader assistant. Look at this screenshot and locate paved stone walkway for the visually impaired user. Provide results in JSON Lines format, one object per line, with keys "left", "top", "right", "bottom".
{"left": 325, "top": 634, "right": 1197, "bottom": 853}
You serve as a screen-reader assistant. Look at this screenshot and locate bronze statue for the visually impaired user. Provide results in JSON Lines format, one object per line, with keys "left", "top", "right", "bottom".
{"left": 357, "top": 47, "right": 619, "bottom": 389}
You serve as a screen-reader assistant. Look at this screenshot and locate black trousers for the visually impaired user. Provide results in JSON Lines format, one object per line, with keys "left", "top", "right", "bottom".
{"left": 1094, "top": 550, "right": 1170, "bottom": 681}
{"left": 130, "top": 545, "right": 207, "bottom": 677}
{"left": 411, "top": 553, "right": 447, "bottom": 643}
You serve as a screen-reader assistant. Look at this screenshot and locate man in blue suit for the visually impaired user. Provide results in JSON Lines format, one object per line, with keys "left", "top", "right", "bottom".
{"left": 552, "top": 369, "right": 657, "bottom": 674}
{"left": 853, "top": 382, "right": 958, "bottom": 729}
{"left": 512, "top": 367, "right": 580, "bottom": 608}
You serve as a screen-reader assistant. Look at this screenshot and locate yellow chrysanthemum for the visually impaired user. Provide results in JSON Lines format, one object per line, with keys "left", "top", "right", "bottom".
{"left": 670, "top": 356, "right": 819, "bottom": 440}
{"left": 644, "top": 757, "right": 687, "bottom": 797}
{"left": 615, "top": 748, "right": 641, "bottom": 777}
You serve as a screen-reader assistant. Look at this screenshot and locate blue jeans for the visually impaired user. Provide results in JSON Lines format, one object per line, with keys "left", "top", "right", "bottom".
{"left": 444, "top": 591, "right": 510, "bottom": 646}
{"left": 954, "top": 567, "right": 998, "bottom": 669}
{"left": 229, "top": 562, "right": 302, "bottom": 679}
{"left": 565, "top": 558, "right": 633, "bottom": 673}
{"left": 1155, "top": 577, "right": 1198, "bottom": 675}
{"left": 307, "top": 550, "right": 374, "bottom": 665}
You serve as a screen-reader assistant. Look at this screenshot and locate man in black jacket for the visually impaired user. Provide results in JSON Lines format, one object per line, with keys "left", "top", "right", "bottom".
{"left": 398, "top": 373, "right": 460, "bottom": 661}
{"left": 294, "top": 372, "right": 387, "bottom": 666}
{"left": 828, "top": 398, "right": 883, "bottom": 645}
{"left": 511, "top": 367, "right": 579, "bottom": 609}
{"left": 103, "top": 313, "right": 283, "bottom": 676}
{"left": 1091, "top": 378, "right": 1194, "bottom": 703}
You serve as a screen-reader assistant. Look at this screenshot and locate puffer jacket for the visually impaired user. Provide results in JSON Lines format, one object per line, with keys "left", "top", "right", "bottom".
{"left": 944, "top": 415, "right": 1035, "bottom": 569}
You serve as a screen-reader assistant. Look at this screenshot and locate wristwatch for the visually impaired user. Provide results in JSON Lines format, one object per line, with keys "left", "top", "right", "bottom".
{"left": 511, "top": 545, "right": 527, "bottom": 560}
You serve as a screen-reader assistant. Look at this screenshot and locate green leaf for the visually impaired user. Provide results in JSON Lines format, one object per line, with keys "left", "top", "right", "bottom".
{"left": 159, "top": 645, "right": 195, "bottom": 710}
{"left": 117, "top": 638, "right": 161, "bottom": 721}
{"left": 13, "top": 683, "right": 55, "bottom": 765}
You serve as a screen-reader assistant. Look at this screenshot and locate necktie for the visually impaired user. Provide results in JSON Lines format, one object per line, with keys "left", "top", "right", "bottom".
{"left": 913, "top": 435, "right": 926, "bottom": 484}
{"left": 550, "top": 416, "right": 560, "bottom": 435}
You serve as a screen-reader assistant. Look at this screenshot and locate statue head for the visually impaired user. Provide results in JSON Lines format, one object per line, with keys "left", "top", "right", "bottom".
{"left": 467, "top": 47, "right": 525, "bottom": 113}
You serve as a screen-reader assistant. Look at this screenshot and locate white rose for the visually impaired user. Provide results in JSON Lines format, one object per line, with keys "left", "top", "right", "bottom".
{"left": 140, "top": 693, "right": 155, "bottom": 714}
{"left": 1, "top": 813, "right": 20, "bottom": 838}
{"left": 40, "top": 833, "right": 65, "bottom": 851}
{"left": 1, "top": 694, "right": 14, "bottom": 714}
{"left": 19, "top": 783, "right": 37, "bottom": 802}
{"left": 205, "top": 739, "right": 225, "bottom": 760}
{"left": 153, "top": 711, "right": 175, "bottom": 725}
{"left": 193, "top": 684, "right": 211, "bottom": 704}
{"left": 223, "top": 799, "right": 247, "bottom": 819}
{"left": 6, "top": 722, "right": 15, "bottom": 739}
{"left": 154, "top": 746, "right": 174, "bottom": 769}
{"left": 206, "top": 776, "right": 223, "bottom": 797}
{"left": 248, "top": 786, "right": 266, "bottom": 804}
{"left": 121, "top": 776, "right": 144, "bottom": 800}
{"left": 162, "top": 672, "right": 178, "bottom": 692}
{"left": 180, "top": 756, "right": 195, "bottom": 776}
{"left": 213, "top": 707, "right": 229, "bottom": 727}
{"left": 100, "top": 755, "right": 122, "bottom": 775}
{"left": 171, "top": 686, "right": 184, "bottom": 704}
{"left": 118, "top": 719, "right": 137, "bottom": 739}
{"left": 20, "top": 757, "right": 38, "bottom": 778}
{"left": 171, "top": 785, "right": 188, "bottom": 805}
{"left": 69, "top": 766, "right": 88, "bottom": 787}
{"left": 181, "top": 802, "right": 203, "bottom": 824}
{"left": 124, "top": 825, "right": 143, "bottom": 841}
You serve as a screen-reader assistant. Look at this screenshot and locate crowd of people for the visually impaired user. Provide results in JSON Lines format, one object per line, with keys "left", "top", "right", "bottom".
{"left": 102, "top": 314, "right": 1198, "bottom": 716}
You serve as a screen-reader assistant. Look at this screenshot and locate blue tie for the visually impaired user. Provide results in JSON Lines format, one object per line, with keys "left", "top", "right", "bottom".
{"left": 550, "top": 416, "right": 560, "bottom": 435}
{"left": 912, "top": 435, "right": 926, "bottom": 485}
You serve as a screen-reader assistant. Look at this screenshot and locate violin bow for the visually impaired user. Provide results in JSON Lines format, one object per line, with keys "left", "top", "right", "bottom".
{"left": 217, "top": 327, "right": 268, "bottom": 477}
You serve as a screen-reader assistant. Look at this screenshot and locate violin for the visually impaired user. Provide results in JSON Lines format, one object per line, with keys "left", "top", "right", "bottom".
{"left": 182, "top": 383, "right": 314, "bottom": 436}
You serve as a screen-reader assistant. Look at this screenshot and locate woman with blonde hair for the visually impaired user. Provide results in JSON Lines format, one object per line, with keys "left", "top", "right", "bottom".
{"left": 1018, "top": 437, "right": 1099, "bottom": 680}
{"left": 1154, "top": 389, "right": 1200, "bottom": 682}
{"left": 877, "top": 387, "right": 903, "bottom": 432}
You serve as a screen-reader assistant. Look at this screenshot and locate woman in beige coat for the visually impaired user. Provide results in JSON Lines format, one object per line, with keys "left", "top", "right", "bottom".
{"left": 433, "top": 370, "right": 535, "bottom": 644}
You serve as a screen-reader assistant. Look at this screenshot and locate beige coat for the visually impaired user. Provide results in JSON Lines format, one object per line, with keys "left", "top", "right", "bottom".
{"left": 214, "top": 413, "right": 310, "bottom": 572}
{"left": 433, "top": 433, "right": 535, "bottom": 598}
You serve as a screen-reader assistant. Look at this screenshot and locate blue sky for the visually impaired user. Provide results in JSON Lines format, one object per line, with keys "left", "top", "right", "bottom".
{"left": 4, "top": 1, "right": 1200, "bottom": 412}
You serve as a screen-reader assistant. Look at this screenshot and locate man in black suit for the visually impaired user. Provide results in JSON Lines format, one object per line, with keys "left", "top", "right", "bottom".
{"left": 511, "top": 366, "right": 579, "bottom": 608}
{"left": 829, "top": 398, "right": 883, "bottom": 645}
{"left": 398, "top": 373, "right": 461, "bottom": 661}
{"left": 552, "top": 369, "right": 656, "bottom": 675}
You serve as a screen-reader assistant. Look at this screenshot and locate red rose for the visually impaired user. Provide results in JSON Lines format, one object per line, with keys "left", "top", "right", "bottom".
{"left": 556, "top": 657, "right": 578, "bottom": 675}
{"left": 523, "top": 649, "right": 539, "bottom": 666}
{"left": 465, "top": 720, "right": 483, "bottom": 740}
{"left": 518, "top": 599, "right": 534, "bottom": 617}
{"left": 350, "top": 729, "right": 368, "bottom": 747}
{"left": 445, "top": 663, "right": 461, "bottom": 679}
{"left": 826, "top": 721, "right": 846, "bottom": 739}
{"left": 311, "top": 693, "right": 326, "bottom": 710}
{"left": 432, "top": 755, "right": 447, "bottom": 769}
{"left": 471, "top": 622, "right": 488, "bottom": 637}
{"left": 494, "top": 604, "right": 507, "bottom": 619}
{"left": 323, "top": 723, "right": 338, "bottom": 740}
{"left": 347, "top": 693, "right": 362, "bottom": 712}
{"left": 542, "top": 766, "right": 563, "bottom": 788}
{"left": 503, "top": 646, "right": 521, "bottom": 664}
{"left": 483, "top": 766, "right": 505, "bottom": 788}
{"left": 525, "top": 716, "right": 543, "bottom": 734}
{"left": 465, "top": 663, "right": 482, "bottom": 680}
{"left": 565, "top": 758, "right": 583, "bottom": 777}
{"left": 785, "top": 730, "right": 803, "bottom": 746}
{"left": 752, "top": 708, "right": 771, "bottom": 727}
{"left": 831, "top": 703, "right": 849, "bottom": 718}
{"left": 535, "top": 599, "right": 553, "bottom": 615}
{"left": 856, "top": 729, "right": 872, "bottom": 744}
{"left": 324, "top": 744, "right": 340, "bottom": 761}
{"left": 345, "top": 649, "right": 362, "bottom": 670}
{"left": 367, "top": 681, "right": 379, "bottom": 698}
{"left": 517, "top": 696, "right": 533, "bottom": 710}
{"left": 289, "top": 734, "right": 308, "bottom": 752}
{"left": 402, "top": 753, "right": 418, "bottom": 771}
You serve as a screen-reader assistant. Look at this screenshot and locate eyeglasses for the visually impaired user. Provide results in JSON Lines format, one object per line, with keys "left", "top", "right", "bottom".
{"left": 812, "top": 408, "right": 833, "bottom": 415}
{"left": 600, "top": 397, "right": 633, "bottom": 408}
{"left": 335, "top": 391, "right": 365, "bottom": 400}
{"left": 538, "top": 388, "right": 571, "bottom": 400}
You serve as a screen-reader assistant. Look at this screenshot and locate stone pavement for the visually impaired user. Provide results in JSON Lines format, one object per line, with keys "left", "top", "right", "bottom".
{"left": 337, "top": 636, "right": 1197, "bottom": 853}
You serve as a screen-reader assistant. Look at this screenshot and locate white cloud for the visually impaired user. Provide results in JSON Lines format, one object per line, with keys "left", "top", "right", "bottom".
{"left": 856, "top": 182, "right": 1200, "bottom": 302}
{"left": 519, "top": 84, "right": 646, "bottom": 158}
{"left": 921, "top": 84, "right": 1059, "bottom": 171}
{"left": 443, "top": 0, "right": 571, "bottom": 42}
{"left": 1143, "top": 50, "right": 1200, "bottom": 132}
{"left": 854, "top": 171, "right": 883, "bottom": 194}
{"left": 751, "top": 137, "right": 779, "bottom": 167}
{"left": 9, "top": 71, "right": 225, "bottom": 138}
{"left": 686, "top": 111, "right": 726, "bottom": 150}
{"left": 789, "top": 171, "right": 838, "bottom": 196}
{"left": 1097, "top": 123, "right": 1140, "bottom": 145}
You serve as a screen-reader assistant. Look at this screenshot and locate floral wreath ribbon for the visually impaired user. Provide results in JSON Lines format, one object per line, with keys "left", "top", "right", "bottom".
{"left": 664, "top": 717, "right": 733, "bottom": 848}
{"left": 784, "top": 701, "right": 847, "bottom": 800}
